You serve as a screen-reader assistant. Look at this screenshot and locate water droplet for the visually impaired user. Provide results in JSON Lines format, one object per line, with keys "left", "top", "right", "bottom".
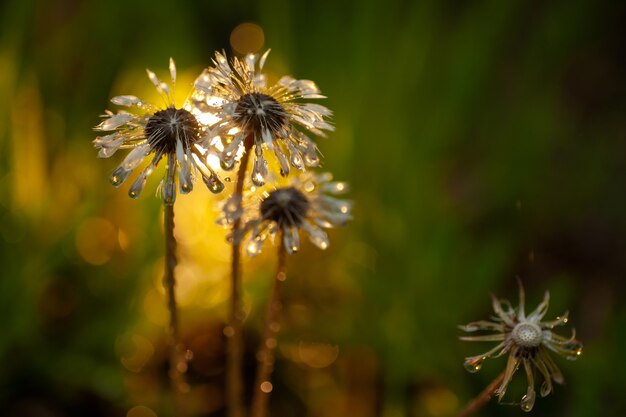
{"left": 221, "top": 156, "right": 235, "bottom": 171}
{"left": 180, "top": 182, "right": 192, "bottom": 194}
{"left": 304, "top": 152, "right": 319, "bottom": 166}
{"left": 520, "top": 390, "right": 536, "bottom": 412}
{"left": 565, "top": 341, "right": 583, "bottom": 360}
{"left": 252, "top": 156, "right": 268, "bottom": 186}
{"left": 463, "top": 356, "right": 484, "bottom": 373}
{"left": 110, "top": 167, "right": 130, "bottom": 187}
{"left": 162, "top": 180, "right": 176, "bottom": 205}
{"left": 203, "top": 173, "right": 224, "bottom": 194}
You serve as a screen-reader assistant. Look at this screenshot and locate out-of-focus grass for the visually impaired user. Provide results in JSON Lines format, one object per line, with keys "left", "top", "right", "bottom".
{"left": 1, "top": 0, "right": 625, "bottom": 416}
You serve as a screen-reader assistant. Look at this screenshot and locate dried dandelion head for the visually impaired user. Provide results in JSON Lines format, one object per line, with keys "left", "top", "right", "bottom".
{"left": 460, "top": 281, "right": 582, "bottom": 412}
{"left": 93, "top": 58, "right": 225, "bottom": 205}
{"left": 193, "top": 50, "right": 333, "bottom": 186}
{"left": 218, "top": 172, "right": 351, "bottom": 255}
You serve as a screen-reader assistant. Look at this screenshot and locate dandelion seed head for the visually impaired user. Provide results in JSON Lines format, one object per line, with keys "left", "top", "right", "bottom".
{"left": 460, "top": 282, "right": 582, "bottom": 412}
{"left": 234, "top": 92, "right": 288, "bottom": 138}
{"left": 93, "top": 58, "right": 226, "bottom": 203}
{"left": 219, "top": 172, "right": 352, "bottom": 256}
{"left": 512, "top": 322, "right": 543, "bottom": 348}
{"left": 260, "top": 187, "right": 309, "bottom": 228}
{"left": 145, "top": 107, "right": 200, "bottom": 154}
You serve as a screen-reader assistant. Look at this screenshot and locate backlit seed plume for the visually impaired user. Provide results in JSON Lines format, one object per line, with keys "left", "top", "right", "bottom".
{"left": 218, "top": 172, "right": 351, "bottom": 255}
{"left": 93, "top": 58, "right": 225, "bottom": 205}
{"left": 460, "top": 281, "right": 582, "bottom": 412}
{"left": 193, "top": 50, "right": 333, "bottom": 186}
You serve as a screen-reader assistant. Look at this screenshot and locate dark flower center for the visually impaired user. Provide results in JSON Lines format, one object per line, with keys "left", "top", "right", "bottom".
{"left": 145, "top": 107, "right": 200, "bottom": 154}
{"left": 260, "top": 187, "right": 310, "bottom": 227}
{"left": 234, "top": 92, "right": 287, "bottom": 137}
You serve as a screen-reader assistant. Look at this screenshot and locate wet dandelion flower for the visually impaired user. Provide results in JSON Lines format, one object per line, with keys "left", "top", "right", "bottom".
{"left": 460, "top": 282, "right": 582, "bottom": 412}
{"left": 219, "top": 172, "right": 351, "bottom": 255}
{"left": 193, "top": 50, "right": 333, "bottom": 186}
{"left": 94, "top": 58, "right": 225, "bottom": 205}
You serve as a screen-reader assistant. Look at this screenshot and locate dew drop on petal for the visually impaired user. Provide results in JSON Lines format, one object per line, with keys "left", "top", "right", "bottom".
{"left": 304, "top": 150, "right": 319, "bottom": 167}
{"left": 463, "top": 356, "right": 484, "bottom": 373}
{"left": 221, "top": 155, "right": 236, "bottom": 171}
{"left": 110, "top": 166, "right": 131, "bottom": 187}
{"left": 565, "top": 341, "right": 583, "bottom": 360}
{"left": 521, "top": 390, "right": 536, "bottom": 412}
{"left": 180, "top": 180, "right": 192, "bottom": 194}
{"left": 283, "top": 227, "right": 300, "bottom": 254}
{"left": 111, "top": 95, "right": 141, "bottom": 106}
{"left": 252, "top": 156, "right": 268, "bottom": 186}
{"left": 290, "top": 152, "right": 304, "bottom": 170}
{"left": 162, "top": 179, "right": 176, "bottom": 205}
{"left": 98, "top": 113, "right": 133, "bottom": 130}
{"left": 304, "top": 223, "right": 329, "bottom": 250}
{"left": 129, "top": 173, "right": 147, "bottom": 199}
{"left": 203, "top": 173, "right": 225, "bottom": 194}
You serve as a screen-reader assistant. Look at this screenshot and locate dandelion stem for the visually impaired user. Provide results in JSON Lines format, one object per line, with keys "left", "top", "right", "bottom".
{"left": 250, "top": 233, "right": 287, "bottom": 417}
{"left": 164, "top": 203, "right": 188, "bottom": 417}
{"left": 227, "top": 135, "right": 254, "bottom": 417}
{"left": 455, "top": 371, "right": 505, "bottom": 417}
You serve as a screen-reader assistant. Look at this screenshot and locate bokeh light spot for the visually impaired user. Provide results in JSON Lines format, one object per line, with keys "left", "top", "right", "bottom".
{"left": 298, "top": 341, "right": 339, "bottom": 368}
{"left": 118, "top": 334, "right": 155, "bottom": 373}
{"left": 127, "top": 405, "right": 158, "bottom": 417}
{"left": 75, "top": 217, "right": 116, "bottom": 265}
{"left": 230, "top": 22, "right": 265, "bottom": 55}
{"left": 421, "top": 388, "right": 458, "bottom": 417}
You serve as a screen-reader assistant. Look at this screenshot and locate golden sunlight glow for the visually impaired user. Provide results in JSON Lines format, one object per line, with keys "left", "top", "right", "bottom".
{"left": 11, "top": 75, "right": 47, "bottom": 216}
{"left": 230, "top": 22, "right": 265, "bottom": 55}
{"left": 75, "top": 217, "right": 117, "bottom": 265}
{"left": 127, "top": 405, "right": 158, "bottom": 417}
{"left": 143, "top": 287, "right": 169, "bottom": 326}
{"left": 206, "top": 153, "right": 221, "bottom": 171}
{"left": 227, "top": 127, "right": 240, "bottom": 135}
{"left": 420, "top": 388, "right": 458, "bottom": 417}
{"left": 194, "top": 109, "right": 221, "bottom": 126}
{"left": 211, "top": 136, "right": 224, "bottom": 151}
{"left": 168, "top": 188, "right": 247, "bottom": 309}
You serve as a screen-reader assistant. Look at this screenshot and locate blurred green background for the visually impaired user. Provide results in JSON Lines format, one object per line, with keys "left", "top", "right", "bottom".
{"left": 1, "top": 0, "right": 625, "bottom": 416}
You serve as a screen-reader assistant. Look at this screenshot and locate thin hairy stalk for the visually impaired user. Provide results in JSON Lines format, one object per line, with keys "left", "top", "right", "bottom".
{"left": 227, "top": 135, "right": 254, "bottom": 417}
{"left": 250, "top": 235, "right": 287, "bottom": 417}
{"left": 455, "top": 371, "right": 505, "bottom": 417}
{"left": 164, "top": 203, "right": 188, "bottom": 417}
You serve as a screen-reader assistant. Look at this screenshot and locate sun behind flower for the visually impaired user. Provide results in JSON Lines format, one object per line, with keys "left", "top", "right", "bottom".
{"left": 193, "top": 50, "right": 333, "bottom": 186}
{"left": 218, "top": 172, "right": 351, "bottom": 255}
{"left": 460, "top": 281, "right": 582, "bottom": 412}
{"left": 94, "top": 58, "right": 225, "bottom": 205}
